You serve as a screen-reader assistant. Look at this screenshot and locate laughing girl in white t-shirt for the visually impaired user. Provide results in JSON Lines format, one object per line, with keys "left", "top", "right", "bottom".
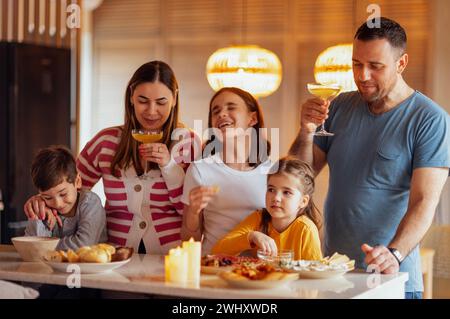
{"left": 181, "top": 87, "right": 273, "bottom": 254}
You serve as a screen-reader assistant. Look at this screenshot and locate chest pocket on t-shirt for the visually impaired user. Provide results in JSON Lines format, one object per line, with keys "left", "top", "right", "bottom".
{"left": 370, "top": 143, "right": 401, "bottom": 188}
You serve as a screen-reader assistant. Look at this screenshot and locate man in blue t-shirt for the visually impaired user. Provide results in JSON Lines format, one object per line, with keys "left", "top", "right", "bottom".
{"left": 290, "top": 17, "right": 450, "bottom": 299}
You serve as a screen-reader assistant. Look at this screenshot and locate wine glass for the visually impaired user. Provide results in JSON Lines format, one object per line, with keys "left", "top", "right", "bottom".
{"left": 131, "top": 129, "right": 164, "bottom": 179}
{"left": 307, "top": 83, "right": 341, "bottom": 136}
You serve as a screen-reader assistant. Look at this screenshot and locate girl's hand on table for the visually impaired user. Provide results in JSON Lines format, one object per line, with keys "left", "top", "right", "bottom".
{"left": 248, "top": 231, "right": 278, "bottom": 256}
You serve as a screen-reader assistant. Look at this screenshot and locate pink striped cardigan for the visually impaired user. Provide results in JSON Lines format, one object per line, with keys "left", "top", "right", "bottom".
{"left": 76, "top": 126, "right": 199, "bottom": 254}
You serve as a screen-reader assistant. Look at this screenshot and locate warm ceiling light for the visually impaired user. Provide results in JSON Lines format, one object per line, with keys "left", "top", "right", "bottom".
{"left": 314, "top": 43, "right": 357, "bottom": 92}
{"left": 206, "top": 45, "right": 282, "bottom": 98}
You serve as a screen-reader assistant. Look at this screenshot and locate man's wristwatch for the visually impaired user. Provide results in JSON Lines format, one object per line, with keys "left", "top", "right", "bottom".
{"left": 388, "top": 248, "right": 404, "bottom": 265}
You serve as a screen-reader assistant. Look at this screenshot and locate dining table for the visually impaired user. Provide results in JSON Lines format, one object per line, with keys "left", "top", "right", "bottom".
{"left": 0, "top": 245, "right": 408, "bottom": 299}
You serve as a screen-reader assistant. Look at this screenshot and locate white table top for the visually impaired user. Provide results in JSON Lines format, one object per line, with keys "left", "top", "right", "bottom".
{"left": 0, "top": 249, "right": 408, "bottom": 299}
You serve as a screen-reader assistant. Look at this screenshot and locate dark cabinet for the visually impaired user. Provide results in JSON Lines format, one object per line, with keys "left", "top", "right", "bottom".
{"left": 0, "top": 42, "right": 72, "bottom": 243}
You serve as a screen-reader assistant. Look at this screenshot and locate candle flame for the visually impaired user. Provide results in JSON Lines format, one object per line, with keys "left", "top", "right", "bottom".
{"left": 169, "top": 246, "right": 183, "bottom": 256}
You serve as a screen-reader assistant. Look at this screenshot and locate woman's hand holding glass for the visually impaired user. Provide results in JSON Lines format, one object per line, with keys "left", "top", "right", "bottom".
{"left": 139, "top": 143, "right": 171, "bottom": 167}
{"left": 248, "top": 231, "right": 278, "bottom": 256}
{"left": 132, "top": 129, "right": 163, "bottom": 179}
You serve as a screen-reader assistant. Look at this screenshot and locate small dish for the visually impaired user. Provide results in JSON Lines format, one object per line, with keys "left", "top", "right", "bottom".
{"left": 256, "top": 249, "right": 293, "bottom": 269}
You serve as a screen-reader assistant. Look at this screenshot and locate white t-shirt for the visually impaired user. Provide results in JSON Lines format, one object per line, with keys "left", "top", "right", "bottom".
{"left": 181, "top": 153, "right": 272, "bottom": 254}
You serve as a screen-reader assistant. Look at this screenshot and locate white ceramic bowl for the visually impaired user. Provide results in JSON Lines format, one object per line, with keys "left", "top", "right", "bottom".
{"left": 12, "top": 236, "right": 60, "bottom": 262}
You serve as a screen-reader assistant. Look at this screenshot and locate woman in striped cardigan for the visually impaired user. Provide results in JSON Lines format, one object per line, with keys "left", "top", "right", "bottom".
{"left": 25, "top": 61, "right": 199, "bottom": 254}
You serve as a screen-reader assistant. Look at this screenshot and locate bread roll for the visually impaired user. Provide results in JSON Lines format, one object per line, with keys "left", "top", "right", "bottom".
{"left": 111, "top": 247, "right": 133, "bottom": 262}
{"left": 67, "top": 249, "right": 80, "bottom": 263}
{"left": 79, "top": 248, "right": 109, "bottom": 263}
{"left": 58, "top": 250, "right": 68, "bottom": 262}
{"left": 93, "top": 243, "right": 116, "bottom": 255}
{"left": 44, "top": 250, "right": 64, "bottom": 262}
{"left": 100, "top": 248, "right": 112, "bottom": 262}
{"left": 76, "top": 246, "right": 91, "bottom": 256}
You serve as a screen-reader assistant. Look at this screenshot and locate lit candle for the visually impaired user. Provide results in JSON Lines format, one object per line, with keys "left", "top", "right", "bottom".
{"left": 182, "top": 237, "right": 201, "bottom": 284}
{"left": 164, "top": 255, "right": 171, "bottom": 282}
{"left": 165, "top": 246, "right": 188, "bottom": 284}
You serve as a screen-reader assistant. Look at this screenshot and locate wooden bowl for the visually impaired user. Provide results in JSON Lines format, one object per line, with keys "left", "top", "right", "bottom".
{"left": 12, "top": 236, "right": 60, "bottom": 262}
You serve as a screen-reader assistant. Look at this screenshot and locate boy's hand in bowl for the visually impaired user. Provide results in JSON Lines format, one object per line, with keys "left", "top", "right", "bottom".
{"left": 23, "top": 195, "right": 62, "bottom": 229}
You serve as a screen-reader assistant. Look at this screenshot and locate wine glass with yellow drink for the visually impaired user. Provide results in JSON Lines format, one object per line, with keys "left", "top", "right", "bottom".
{"left": 132, "top": 129, "right": 164, "bottom": 179}
{"left": 306, "top": 83, "right": 341, "bottom": 136}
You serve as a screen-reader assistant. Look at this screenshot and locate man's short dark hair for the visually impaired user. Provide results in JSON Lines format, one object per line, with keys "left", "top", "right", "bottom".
{"left": 31, "top": 145, "right": 77, "bottom": 191}
{"left": 354, "top": 17, "right": 407, "bottom": 54}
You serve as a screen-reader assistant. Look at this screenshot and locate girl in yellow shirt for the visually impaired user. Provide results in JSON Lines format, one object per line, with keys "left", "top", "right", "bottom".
{"left": 212, "top": 156, "right": 322, "bottom": 260}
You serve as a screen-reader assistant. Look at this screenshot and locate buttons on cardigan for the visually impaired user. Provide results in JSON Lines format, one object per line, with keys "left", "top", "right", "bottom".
{"left": 139, "top": 221, "right": 147, "bottom": 229}
{"left": 134, "top": 185, "right": 142, "bottom": 192}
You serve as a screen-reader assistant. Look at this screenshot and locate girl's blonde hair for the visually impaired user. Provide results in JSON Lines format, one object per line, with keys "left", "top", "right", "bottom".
{"left": 260, "top": 156, "right": 322, "bottom": 233}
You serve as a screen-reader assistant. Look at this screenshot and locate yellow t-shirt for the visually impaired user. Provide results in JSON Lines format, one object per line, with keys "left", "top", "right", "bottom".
{"left": 211, "top": 210, "right": 322, "bottom": 260}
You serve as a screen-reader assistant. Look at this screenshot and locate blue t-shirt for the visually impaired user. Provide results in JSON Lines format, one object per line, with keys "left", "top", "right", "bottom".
{"left": 315, "top": 91, "right": 450, "bottom": 292}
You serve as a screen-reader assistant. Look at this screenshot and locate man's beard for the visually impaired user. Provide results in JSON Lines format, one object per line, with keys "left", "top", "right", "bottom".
{"left": 358, "top": 87, "right": 381, "bottom": 103}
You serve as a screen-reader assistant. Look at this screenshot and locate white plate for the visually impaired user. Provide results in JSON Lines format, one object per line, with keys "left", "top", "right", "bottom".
{"left": 218, "top": 271, "right": 298, "bottom": 289}
{"left": 292, "top": 260, "right": 354, "bottom": 279}
{"left": 44, "top": 258, "right": 131, "bottom": 274}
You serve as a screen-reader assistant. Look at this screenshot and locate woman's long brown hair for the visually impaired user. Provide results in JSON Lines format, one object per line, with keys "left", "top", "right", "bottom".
{"left": 111, "top": 61, "right": 180, "bottom": 177}
{"left": 204, "top": 87, "right": 270, "bottom": 166}
{"left": 260, "top": 156, "right": 322, "bottom": 233}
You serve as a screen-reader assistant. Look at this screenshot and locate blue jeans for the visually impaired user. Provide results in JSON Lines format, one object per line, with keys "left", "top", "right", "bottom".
{"left": 405, "top": 291, "right": 423, "bottom": 299}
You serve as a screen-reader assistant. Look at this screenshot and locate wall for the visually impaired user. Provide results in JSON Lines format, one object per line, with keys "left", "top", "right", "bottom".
{"left": 429, "top": 0, "right": 450, "bottom": 224}
{"left": 86, "top": 0, "right": 432, "bottom": 213}
{"left": 1, "top": 0, "right": 82, "bottom": 151}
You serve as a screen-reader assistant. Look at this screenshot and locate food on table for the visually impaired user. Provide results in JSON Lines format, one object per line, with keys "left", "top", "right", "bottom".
{"left": 111, "top": 246, "right": 134, "bottom": 262}
{"left": 45, "top": 250, "right": 66, "bottom": 263}
{"left": 67, "top": 249, "right": 80, "bottom": 263}
{"left": 78, "top": 247, "right": 110, "bottom": 263}
{"left": 43, "top": 243, "right": 133, "bottom": 263}
{"left": 95, "top": 243, "right": 116, "bottom": 255}
{"left": 227, "top": 263, "right": 295, "bottom": 281}
{"left": 201, "top": 254, "right": 260, "bottom": 268}
{"left": 293, "top": 252, "right": 355, "bottom": 272}
{"left": 256, "top": 249, "right": 293, "bottom": 269}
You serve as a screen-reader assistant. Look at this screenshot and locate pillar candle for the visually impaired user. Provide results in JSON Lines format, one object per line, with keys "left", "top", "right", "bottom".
{"left": 165, "top": 246, "right": 188, "bottom": 284}
{"left": 182, "top": 237, "right": 201, "bottom": 283}
{"left": 164, "top": 255, "right": 171, "bottom": 282}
